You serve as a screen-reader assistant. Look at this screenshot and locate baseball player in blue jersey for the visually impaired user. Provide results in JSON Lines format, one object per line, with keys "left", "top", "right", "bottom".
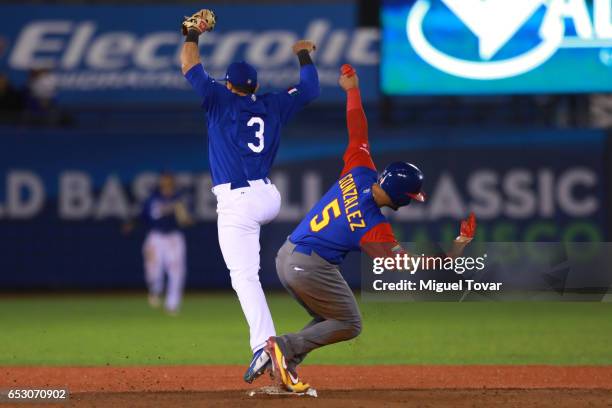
{"left": 124, "top": 173, "right": 194, "bottom": 315}
{"left": 179, "top": 10, "right": 320, "bottom": 382}
{"left": 261, "top": 65, "right": 477, "bottom": 392}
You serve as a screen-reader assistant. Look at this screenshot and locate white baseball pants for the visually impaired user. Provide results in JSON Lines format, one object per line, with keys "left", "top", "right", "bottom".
{"left": 143, "top": 231, "right": 186, "bottom": 312}
{"left": 213, "top": 179, "right": 281, "bottom": 352}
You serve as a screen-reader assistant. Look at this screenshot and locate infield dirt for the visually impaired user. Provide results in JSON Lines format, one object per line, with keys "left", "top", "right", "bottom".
{"left": 2, "top": 365, "right": 612, "bottom": 407}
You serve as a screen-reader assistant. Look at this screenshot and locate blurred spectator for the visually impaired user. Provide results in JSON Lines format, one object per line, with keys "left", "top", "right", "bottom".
{"left": 26, "top": 68, "right": 57, "bottom": 112}
{"left": 0, "top": 72, "right": 25, "bottom": 122}
{"left": 23, "top": 68, "right": 72, "bottom": 127}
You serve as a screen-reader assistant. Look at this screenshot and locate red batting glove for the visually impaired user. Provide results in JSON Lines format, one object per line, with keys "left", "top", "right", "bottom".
{"left": 457, "top": 212, "right": 477, "bottom": 243}
{"left": 341, "top": 64, "right": 356, "bottom": 77}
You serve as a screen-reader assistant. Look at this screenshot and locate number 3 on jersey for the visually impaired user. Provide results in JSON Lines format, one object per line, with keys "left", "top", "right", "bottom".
{"left": 310, "top": 199, "right": 341, "bottom": 232}
{"left": 247, "top": 117, "right": 264, "bottom": 153}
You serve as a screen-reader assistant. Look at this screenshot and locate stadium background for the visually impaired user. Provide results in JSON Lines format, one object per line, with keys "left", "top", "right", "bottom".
{"left": 1, "top": 0, "right": 609, "bottom": 291}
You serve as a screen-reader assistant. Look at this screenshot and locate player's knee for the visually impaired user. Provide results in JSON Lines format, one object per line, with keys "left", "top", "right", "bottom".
{"left": 229, "top": 268, "right": 262, "bottom": 291}
{"left": 229, "top": 264, "right": 260, "bottom": 280}
{"left": 341, "top": 316, "right": 362, "bottom": 340}
{"left": 348, "top": 317, "right": 362, "bottom": 339}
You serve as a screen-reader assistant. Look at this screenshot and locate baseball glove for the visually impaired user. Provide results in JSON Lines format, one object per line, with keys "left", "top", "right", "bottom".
{"left": 181, "top": 9, "right": 216, "bottom": 36}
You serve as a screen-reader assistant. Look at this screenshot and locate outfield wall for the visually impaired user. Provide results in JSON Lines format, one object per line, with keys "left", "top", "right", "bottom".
{"left": 0, "top": 127, "right": 607, "bottom": 290}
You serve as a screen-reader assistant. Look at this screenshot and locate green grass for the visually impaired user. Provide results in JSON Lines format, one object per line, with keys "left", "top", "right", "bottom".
{"left": 1, "top": 293, "right": 611, "bottom": 366}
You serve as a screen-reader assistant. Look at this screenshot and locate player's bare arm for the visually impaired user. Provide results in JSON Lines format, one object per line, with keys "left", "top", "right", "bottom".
{"left": 180, "top": 9, "right": 216, "bottom": 75}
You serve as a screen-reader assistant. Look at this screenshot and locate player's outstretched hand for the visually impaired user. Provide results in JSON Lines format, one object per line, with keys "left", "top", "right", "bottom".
{"left": 182, "top": 9, "right": 216, "bottom": 36}
{"left": 338, "top": 64, "right": 359, "bottom": 91}
{"left": 292, "top": 40, "right": 316, "bottom": 55}
{"left": 456, "top": 212, "right": 477, "bottom": 243}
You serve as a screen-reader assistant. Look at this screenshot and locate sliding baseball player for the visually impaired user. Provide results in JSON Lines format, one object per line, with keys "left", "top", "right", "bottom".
{"left": 263, "top": 65, "right": 477, "bottom": 392}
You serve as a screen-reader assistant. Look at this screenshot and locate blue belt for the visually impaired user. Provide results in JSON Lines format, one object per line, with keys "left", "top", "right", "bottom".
{"left": 293, "top": 244, "right": 313, "bottom": 256}
{"left": 292, "top": 244, "right": 340, "bottom": 265}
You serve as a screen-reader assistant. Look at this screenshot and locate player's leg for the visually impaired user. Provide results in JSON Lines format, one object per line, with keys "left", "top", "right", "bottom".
{"left": 285, "top": 318, "right": 322, "bottom": 367}
{"left": 257, "top": 184, "right": 282, "bottom": 225}
{"left": 275, "top": 251, "right": 321, "bottom": 368}
{"left": 276, "top": 245, "right": 327, "bottom": 347}
{"left": 265, "top": 240, "right": 359, "bottom": 392}
{"left": 143, "top": 232, "right": 164, "bottom": 308}
{"left": 274, "top": 240, "right": 362, "bottom": 362}
{"left": 164, "top": 232, "right": 187, "bottom": 314}
{"left": 218, "top": 183, "right": 282, "bottom": 383}
{"left": 216, "top": 191, "right": 276, "bottom": 352}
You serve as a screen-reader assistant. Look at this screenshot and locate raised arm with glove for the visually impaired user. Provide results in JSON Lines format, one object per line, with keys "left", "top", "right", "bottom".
{"left": 180, "top": 9, "right": 216, "bottom": 74}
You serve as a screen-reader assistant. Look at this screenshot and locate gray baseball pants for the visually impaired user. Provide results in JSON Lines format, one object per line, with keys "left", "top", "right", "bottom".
{"left": 274, "top": 240, "right": 362, "bottom": 365}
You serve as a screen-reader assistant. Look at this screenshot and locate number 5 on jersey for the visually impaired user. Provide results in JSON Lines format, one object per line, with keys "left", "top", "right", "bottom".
{"left": 310, "top": 199, "right": 341, "bottom": 232}
{"left": 247, "top": 117, "right": 265, "bottom": 153}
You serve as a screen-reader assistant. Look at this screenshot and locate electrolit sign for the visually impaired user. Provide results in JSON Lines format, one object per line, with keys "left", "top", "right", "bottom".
{"left": 0, "top": 4, "right": 379, "bottom": 103}
{"left": 381, "top": 0, "right": 612, "bottom": 94}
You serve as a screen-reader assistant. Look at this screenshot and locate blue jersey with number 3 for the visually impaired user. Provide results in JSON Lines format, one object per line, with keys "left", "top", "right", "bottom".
{"left": 185, "top": 63, "right": 319, "bottom": 187}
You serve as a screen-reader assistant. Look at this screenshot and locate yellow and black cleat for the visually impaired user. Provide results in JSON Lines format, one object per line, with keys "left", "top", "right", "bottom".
{"left": 265, "top": 337, "right": 311, "bottom": 393}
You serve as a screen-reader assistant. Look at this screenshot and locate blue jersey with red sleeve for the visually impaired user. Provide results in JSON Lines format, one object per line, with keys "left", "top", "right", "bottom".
{"left": 290, "top": 166, "right": 389, "bottom": 264}
{"left": 184, "top": 63, "right": 319, "bottom": 187}
{"left": 289, "top": 88, "right": 400, "bottom": 264}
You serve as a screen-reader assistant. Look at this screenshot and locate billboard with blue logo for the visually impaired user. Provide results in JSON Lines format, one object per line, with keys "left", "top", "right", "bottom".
{"left": 0, "top": 4, "right": 379, "bottom": 104}
{"left": 381, "top": 0, "right": 612, "bottom": 94}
